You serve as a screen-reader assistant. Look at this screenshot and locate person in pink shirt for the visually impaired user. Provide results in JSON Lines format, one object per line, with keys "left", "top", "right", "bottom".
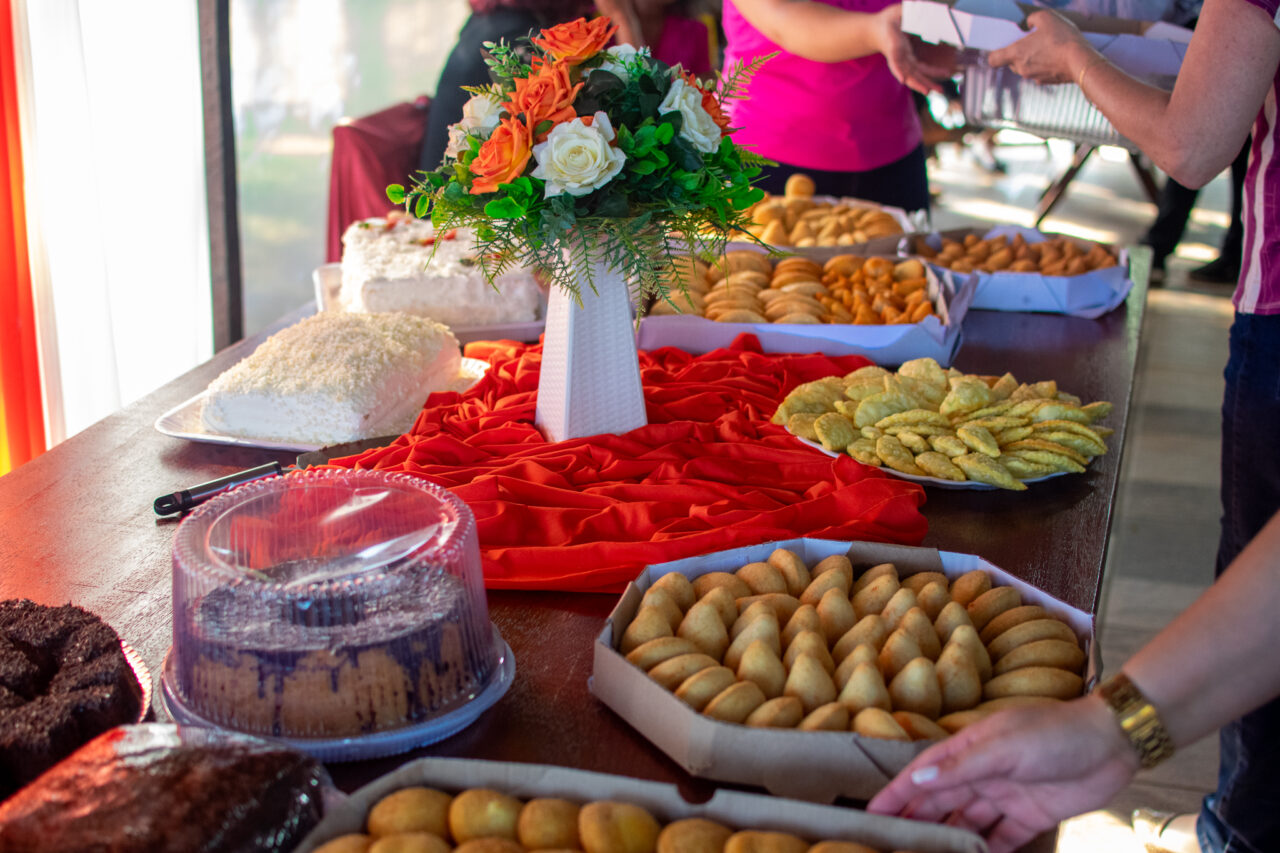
{"left": 722, "top": 0, "right": 951, "bottom": 212}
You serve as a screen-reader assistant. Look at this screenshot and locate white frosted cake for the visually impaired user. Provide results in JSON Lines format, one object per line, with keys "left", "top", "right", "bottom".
{"left": 340, "top": 218, "right": 542, "bottom": 326}
{"left": 201, "top": 312, "right": 461, "bottom": 445}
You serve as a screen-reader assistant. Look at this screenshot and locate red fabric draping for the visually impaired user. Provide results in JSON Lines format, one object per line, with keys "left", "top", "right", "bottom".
{"left": 326, "top": 98, "right": 430, "bottom": 263}
{"left": 327, "top": 335, "right": 928, "bottom": 592}
{"left": 0, "top": 0, "right": 46, "bottom": 474}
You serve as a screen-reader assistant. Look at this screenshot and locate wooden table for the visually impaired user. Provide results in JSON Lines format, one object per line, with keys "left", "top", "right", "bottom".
{"left": 0, "top": 272, "right": 1146, "bottom": 850}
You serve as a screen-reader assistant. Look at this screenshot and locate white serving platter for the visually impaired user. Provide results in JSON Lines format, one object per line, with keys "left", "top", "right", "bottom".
{"left": 795, "top": 435, "right": 1066, "bottom": 489}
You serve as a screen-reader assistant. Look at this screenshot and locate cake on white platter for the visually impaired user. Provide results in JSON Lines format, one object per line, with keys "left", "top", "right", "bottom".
{"left": 201, "top": 312, "right": 461, "bottom": 445}
{"left": 340, "top": 217, "right": 542, "bottom": 326}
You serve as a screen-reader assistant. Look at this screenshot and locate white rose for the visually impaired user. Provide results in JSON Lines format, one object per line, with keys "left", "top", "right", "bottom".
{"left": 531, "top": 112, "right": 627, "bottom": 198}
{"left": 460, "top": 88, "right": 503, "bottom": 134}
{"left": 444, "top": 122, "right": 471, "bottom": 159}
{"left": 598, "top": 44, "right": 645, "bottom": 82}
{"left": 658, "top": 78, "right": 721, "bottom": 154}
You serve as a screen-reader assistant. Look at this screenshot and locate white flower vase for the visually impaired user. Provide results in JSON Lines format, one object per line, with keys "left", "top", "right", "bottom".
{"left": 535, "top": 244, "right": 648, "bottom": 443}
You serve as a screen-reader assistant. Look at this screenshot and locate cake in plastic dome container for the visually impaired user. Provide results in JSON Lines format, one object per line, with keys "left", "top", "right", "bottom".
{"left": 161, "top": 468, "right": 513, "bottom": 761}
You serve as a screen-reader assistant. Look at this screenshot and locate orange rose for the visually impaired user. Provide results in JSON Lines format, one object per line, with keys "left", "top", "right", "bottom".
{"left": 469, "top": 117, "right": 533, "bottom": 195}
{"left": 532, "top": 16, "right": 617, "bottom": 66}
{"left": 506, "top": 58, "right": 583, "bottom": 141}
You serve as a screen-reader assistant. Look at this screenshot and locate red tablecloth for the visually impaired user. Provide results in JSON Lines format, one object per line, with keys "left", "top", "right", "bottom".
{"left": 329, "top": 335, "right": 928, "bottom": 592}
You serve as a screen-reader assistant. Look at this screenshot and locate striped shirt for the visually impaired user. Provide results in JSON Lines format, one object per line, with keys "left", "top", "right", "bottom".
{"left": 1238, "top": 0, "right": 1280, "bottom": 313}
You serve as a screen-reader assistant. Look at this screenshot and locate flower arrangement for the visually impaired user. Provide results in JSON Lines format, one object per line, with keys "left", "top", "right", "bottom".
{"left": 388, "top": 16, "right": 771, "bottom": 308}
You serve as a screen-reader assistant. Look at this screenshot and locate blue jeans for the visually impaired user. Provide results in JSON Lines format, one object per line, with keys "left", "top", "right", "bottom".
{"left": 1197, "top": 312, "right": 1280, "bottom": 853}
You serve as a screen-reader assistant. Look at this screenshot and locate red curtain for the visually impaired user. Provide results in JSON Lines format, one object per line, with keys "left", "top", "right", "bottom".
{"left": 0, "top": 0, "right": 45, "bottom": 474}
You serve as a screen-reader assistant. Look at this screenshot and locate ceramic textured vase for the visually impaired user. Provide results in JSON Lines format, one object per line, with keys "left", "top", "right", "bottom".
{"left": 534, "top": 240, "right": 648, "bottom": 442}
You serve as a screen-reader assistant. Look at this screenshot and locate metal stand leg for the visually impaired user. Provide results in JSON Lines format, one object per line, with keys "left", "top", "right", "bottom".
{"left": 1129, "top": 152, "right": 1161, "bottom": 204}
{"left": 1034, "top": 144, "right": 1094, "bottom": 227}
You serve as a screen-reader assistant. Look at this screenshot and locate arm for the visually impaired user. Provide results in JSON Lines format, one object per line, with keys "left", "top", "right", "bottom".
{"left": 987, "top": 0, "right": 1280, "bottom": 187}
{"left": 596, "top": 0, "right": 646, "bottom": 47}
{"left": 732, "top": 0, "right": 949, "bottom": 93}
{"left": 868, "top": 509, "right": 1280, "bottom": 853}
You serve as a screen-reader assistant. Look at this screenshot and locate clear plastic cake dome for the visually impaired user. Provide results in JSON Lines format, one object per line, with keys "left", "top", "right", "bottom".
{"left": 160, "top": 468, "right": 513, "bottom": 761}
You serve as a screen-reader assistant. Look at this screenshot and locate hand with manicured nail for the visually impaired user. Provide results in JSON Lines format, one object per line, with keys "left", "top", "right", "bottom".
{"left": 866, "top": 696, "right": 1139, "bottom": 853}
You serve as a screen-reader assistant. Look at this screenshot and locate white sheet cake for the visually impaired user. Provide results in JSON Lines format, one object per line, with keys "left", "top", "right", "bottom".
{"left": 201, "top": 312, "right": 461, "bottom": 445}
{"left": 340, "top": 218, "right": 542, "bottom": 326}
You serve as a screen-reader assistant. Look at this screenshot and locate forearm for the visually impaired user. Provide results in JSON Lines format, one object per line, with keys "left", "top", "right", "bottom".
{"left": 733, "top": 0, "right": 885, "bottom": 62}
{"left": 1124, "top": 510, "right": 1280, "bottom": 748}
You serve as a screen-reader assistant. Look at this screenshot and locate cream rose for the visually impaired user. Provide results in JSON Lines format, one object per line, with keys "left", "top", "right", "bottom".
{"left": 531, "top": 111, "right": 626, "bottom": 197}
{"left": 598, "top": 44, "right": 644, "bottom": 82}
{"left": 444, "top": 88, "right": 504, "bottom": 159}
{"left": 658, "top": 78, "right": 721, "bottom": 154}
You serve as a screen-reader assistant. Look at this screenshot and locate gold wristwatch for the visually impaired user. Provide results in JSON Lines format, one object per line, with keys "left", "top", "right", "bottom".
{"left": 1095, "top": 672, "right": 1175, "bottom": 769}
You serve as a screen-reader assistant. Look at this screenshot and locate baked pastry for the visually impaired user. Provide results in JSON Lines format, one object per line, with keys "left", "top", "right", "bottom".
{"left": 0, "top": 724, "right": 325, "bottom": 852}
{"left": 340, "top": 219, "right": 541, "bottom": 327}
{"left": 0, "top": 599, "right": 142, "bottom": 800}
{"left": 200, "top": 311, "right": 462, "bottom": 445}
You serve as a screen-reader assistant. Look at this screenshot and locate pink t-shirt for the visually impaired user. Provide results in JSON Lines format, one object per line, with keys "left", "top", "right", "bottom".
{"left": 722, "top": 0, "right": 922, "bottom": 172}
{"left": 1236, "top": 0, "right": 1280, "bottom": 314}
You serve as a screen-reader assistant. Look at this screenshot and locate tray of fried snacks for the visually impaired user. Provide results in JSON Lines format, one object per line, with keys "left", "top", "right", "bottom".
{"left": 639, "top": 251, "right": 975, "bottom": 365}
{"left": 909, "top": 225, "right": 1132, "bottom": 318}
{"left": 297, "top": 756, "right": 988, "bottom": 853}
{"left": 591, "top": 539, "right": 1093, "bottom": 803}
{"left": 772, "top": 357, "right": 1113, "bottom": 490}
{"left": 725, "top": 173, "right": 923, "bottom": 248}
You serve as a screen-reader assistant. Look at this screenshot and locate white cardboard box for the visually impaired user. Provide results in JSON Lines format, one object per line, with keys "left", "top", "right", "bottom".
{"left": 913, "top": 225, "right": 1133, "bottom": 318}
{"left": 296, "top": 757, "right": 988, "bottom": 853}
{"left": 903, "top": 0, "right": 1191, "bottom": 80}
{"left": 590, "top": 539, "right": 1097, "bottom": 803}
{"left": 638, "top": 251, "right": 975, "bottom": 367}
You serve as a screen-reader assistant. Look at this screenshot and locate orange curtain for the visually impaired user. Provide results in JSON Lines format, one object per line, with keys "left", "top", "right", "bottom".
{"left": 0, "top": 0, "right": 45, "bottom": 474}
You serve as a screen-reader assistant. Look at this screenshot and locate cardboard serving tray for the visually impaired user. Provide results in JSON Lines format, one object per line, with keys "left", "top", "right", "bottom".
{"left": 911, "top": 226, "right": 1132, "bottom": 318}
{"left": 295, "top": 757, "right": 988, "bottom": 853}
{"left": 638, "top": 247, "right": 976, "bottom": 367}
{"left": 903, "top": 0, "right": 1192, "bottom": 80}
{"left": 590, "top": 538, "right": 1097, "bottom": 803}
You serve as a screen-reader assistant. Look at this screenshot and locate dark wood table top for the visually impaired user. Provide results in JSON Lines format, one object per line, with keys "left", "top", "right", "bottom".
{"left": 0, "top": 270, "right": 1147, "bottom": 851}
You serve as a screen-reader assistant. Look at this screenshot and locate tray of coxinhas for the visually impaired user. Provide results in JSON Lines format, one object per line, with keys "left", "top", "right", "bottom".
{"left": 619, "top": 550, "right": 1088, "bottom": 740}
{"left": 650, "top": 252, "right": 945, "bottom": 327}
{"left": 773, "top": 357, "right": 1113, "bottom": 490}
{"left": 301, "top": 757, "right": 986, "bottom": 853}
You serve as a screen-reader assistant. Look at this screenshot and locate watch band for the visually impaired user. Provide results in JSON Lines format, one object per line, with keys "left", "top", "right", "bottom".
{"left": 1096, "top": 672, "right": 1176, "bottom": 769}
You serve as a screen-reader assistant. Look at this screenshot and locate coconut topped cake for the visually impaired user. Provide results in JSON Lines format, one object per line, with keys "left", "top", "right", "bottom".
{"left": 340, "top": 217, "right": 542, "bottom": 327}
{"left": 201, "top": 311, "right": 461, "bottom": 445}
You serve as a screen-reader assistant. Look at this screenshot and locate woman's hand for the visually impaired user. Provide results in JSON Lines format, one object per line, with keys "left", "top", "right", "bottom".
{"left": 875, "top": 5, "right": 952, "bottom": 94}
{"left": 866, "top": 696, "right": 1140, "bottom": 853}
{"left": 987, "top": 10, "right": 1098, "bottom": 84}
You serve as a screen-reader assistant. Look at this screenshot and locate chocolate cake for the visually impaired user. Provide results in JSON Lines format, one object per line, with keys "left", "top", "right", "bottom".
{"left": 0, "top": 724, "right": 326, "bottom": 852}
{"left": 0, "top": 599, "right": 142, "bottom": 800}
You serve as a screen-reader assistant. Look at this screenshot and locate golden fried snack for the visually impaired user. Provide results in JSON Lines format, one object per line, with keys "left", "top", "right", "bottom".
{"left": 658, "top": 818, "right": 734, "bottom": 853}
{"left": 986, "top": 618, "right": 1079, "bottom": 660}
{"left": 767, "top": 549, "right": 812, "bottom": 596}
{"left": 809, "top": 842, "right": 880, "bottom": 853}
{"left": 369, "top": 833, "right": 452, "bottom": 853}
{"left": 953, "top": 453, "right": 1027, "bottom": 491}
{"left": 368, "top": 787, "right": 453, "bottom": 838}
{"left": 914, "top": 451, "right": 966, "bottom": 481}
{"left": 675, "top": 666, "right": 739, "bottom": 711}
{"left": 979, "top": 605, "right": 1051, "bottom": 644}
{"left": 992, "top": 639, "right": 1086, "bottom": 676}
{"left": 852, "top": 707, "right": 911, "bottom": 741}
{"left": 745, "top": 695, "right": 806, "bottom": 728}
{"left": 448, "top": 788, "right": 523, "bottom": 843}
{"left": 914, "top": 581, "right": 951, "bottom": 621}
{"left": 784, "top": 653, "right": 838, "bottom": 712}
{"left": 799, "top": 701, "right": 851, "bottom": 731}
{"left": 724, "top": 830, "right": 810, "bottom": 853}
{"left": 677, "top": 601, "right": 731, "bottom": 660}
{"left": 965, "top": 586, "right": 1022, "bottom": 633}
{"left": 852, "top": 574, "right": 900, "bottom": 619}
{"left": 888, "top": 657, "right": 942, "bottom": 719}
{"left": 651, "top": 572, "right": 696, "bottom": 610}
{"left": 801, "top": 570, "right": 852, "bottom": 607}
{"left": 832, "top": 615, "right": 889, "bottom": 662}
{"left": 737, "top": 561, "right": 789, "bottom": 595}
{"left": 814, "top": 412, "right": 859, "bottom": 452}
{"left": 949, "top": 570, "right": 991, "bottom": 607}
{"left": 620, "top": 607, "right": 674, "bottom": 655}
{"left": 738, "top": 639, "right": 788, "bottom": 698}
{"left": 836, "top": 661, "right": 892, "bottom": 714}
{"left": 724, "top": 614, "right": 781, "bottom": 671}
{"left": 704, "top": 680, "right": 768, "bottom": 722}
{"left": 935, "top": 642, "right": 983, "bottom": 714}
{"left": 640, "top": 587, "right": 685, "bottom": 632}
{"left": 518, "top": 798, "right": 581, "bottom": 850}
{"left": 947, "top": 625, "right": 993, "bottom": 682}
{"left": 983, "top": 666, "right": 1084, "bottom": 701}
{"left": 648, "top": 653, "right": 719, "bottom": 690}
{"left": 834, "top": 643, "right": 880, "bottom": 689}
{"left": 737, "top": 593, "right": 802, "bottom": 625}
{"left": 851, "top": 562, "right": 898, "bottom": 594}
{"left": 782, "top": 630, "right": 835, "bottom": 673}
{"left": 933, "top": 601, "right": 973, "bottom": 644}
{"left": 626, "top": 637, "right": 698, "bottom": 671}
{"left": 897, "top": 607, "right": 941, "bottom": 660}
{"left": 781, "top": 604, "right": 821, "bottom": 647}
{"left": 892, "top": 710, "right": 950, "bottom": 741}
{"left": 877, "top": 628, "right": 923, "bottom": 680}
{"left": 579, "top": 801, "right": 662, "bottom": 853}
{"left": 816, "top": 587, "right": 858, "bottom": 644}
{"left": 693, "top": 572, "right": 752, "bottom": 600}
